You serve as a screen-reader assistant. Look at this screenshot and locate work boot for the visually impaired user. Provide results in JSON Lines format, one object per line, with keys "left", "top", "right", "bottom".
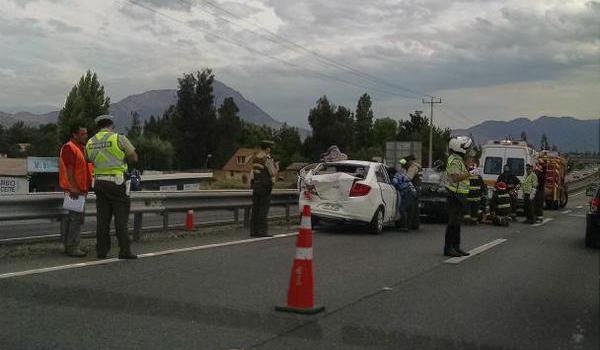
{"left": 454, "top": 246, "right": 470, "bottom": 256}
{"left": 118, "top": 252, "right": 138, "bottom": 260}
{"left": 65, "top": 246, "right": 87, "bottom": 258}
{"left": 444, "top": 246, "right": 462, "bottom": 257}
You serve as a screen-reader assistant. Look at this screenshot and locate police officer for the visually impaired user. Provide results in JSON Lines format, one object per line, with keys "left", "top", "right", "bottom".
{"left": 444, "top": 136, "right": 473, "bottom": 257}
{"left": 497, "top": 165, "right": 520, "bottom": 219}
{"left": 86, "top": 115, "right": 138, "bottom": 259}
{"left": 522, "top": 164, "right": 538, "bottom": 224}
{"left": 250, "top": 140, "right": 278, "bottom": 237}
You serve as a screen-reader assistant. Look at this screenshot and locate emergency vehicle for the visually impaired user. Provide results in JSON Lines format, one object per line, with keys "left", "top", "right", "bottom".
{"left": 479, "top": 140, "right": 538, "bottom": 200}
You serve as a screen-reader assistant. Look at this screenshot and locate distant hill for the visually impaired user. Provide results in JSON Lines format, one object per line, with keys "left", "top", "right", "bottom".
{"left": 0, "top": 80, "right": 298, "bottom": 134}
{"left": 453, "top": 116, "right": 599, "bottom": 152}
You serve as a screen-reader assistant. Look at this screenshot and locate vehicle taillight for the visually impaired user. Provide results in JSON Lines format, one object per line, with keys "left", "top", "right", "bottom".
{"left": 349, "top": 183, "right": 371, "bottom": 197}
{"left": 591, "top": 198, "right": 600, "bottom": 213}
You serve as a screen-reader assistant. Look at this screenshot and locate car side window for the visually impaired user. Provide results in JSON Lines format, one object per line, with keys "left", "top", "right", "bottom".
{"left": 375, "top": 166, "right": 389, "bottom": 184}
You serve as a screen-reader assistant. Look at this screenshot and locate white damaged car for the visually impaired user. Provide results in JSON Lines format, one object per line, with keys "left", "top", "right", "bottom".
{"left": 298, "top": 161, "right": 401, "bottom": 234}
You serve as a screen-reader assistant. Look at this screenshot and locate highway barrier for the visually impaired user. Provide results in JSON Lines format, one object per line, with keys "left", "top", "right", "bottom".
{"left": 0, "top": 189, "right": 298, "bottom": 244}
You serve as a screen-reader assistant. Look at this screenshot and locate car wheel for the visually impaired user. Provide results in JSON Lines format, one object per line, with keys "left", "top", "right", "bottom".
{"left": 311, "top": 216, "right": 320, "bottom": 229}
{"left": 409, "top": 205, "right": 420, "bottom": 230}
{"left": 370, "top": 207, "right": 384, "bottom": 235}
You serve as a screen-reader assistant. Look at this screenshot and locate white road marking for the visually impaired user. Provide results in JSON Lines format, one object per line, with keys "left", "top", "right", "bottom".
{"left": 571, "top": 192, "right": 584, "bottom": 197}
{"left": 532, "top": 218, "right": 554, "bottom": 227}
{"left": 0, "top": 232, "right": 298, "bottom": 280}
{"left": 444, "top": 239, "right": 507, "bottom": 264}
{"left": 576, "top": 205, "right": 583, "bottom": 209}
{"left": 561, "top": 210, "right": 572, "bottom": 214}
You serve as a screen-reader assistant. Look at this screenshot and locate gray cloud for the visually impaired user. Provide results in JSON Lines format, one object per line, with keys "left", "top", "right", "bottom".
{"left": 47, "top": 18, "right": 82, "bottom": 33}
{"left": 0, "top": 0, "right": 598, "bottom": 129}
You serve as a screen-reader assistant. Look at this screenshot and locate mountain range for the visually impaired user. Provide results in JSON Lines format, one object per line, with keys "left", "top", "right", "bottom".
{"left": 0, "top": 80, "right": 287, "bottom": 133}
{"left": 453, "top": 116, "right": 599, "bottom": 152}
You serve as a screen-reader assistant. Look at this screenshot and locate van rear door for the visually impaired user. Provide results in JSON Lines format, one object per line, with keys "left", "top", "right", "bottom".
{"left": 481, "top": 146, "right": 505, "bottom": 184}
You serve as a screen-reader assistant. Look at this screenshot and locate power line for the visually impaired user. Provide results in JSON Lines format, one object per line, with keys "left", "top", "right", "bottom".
{"left": 183, "top": 0, "right": 432, "bottom": 98}
{"left": 122, "top": 0, "right": 417, "bottom": 99}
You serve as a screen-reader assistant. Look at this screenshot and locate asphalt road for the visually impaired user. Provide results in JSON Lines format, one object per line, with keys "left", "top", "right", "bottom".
{"left": 0, "top": 193, "right": 597, "bottom": 349}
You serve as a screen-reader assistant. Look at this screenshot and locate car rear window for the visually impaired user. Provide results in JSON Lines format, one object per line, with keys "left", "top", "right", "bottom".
{"left": 484, "top": 157, "right": 503, "bottom": 175}
{"left": 506, "top": 158, "right": 524, "bottom": 176}
{"left": 315, "top": 163, "right": 370, "bottom": 179}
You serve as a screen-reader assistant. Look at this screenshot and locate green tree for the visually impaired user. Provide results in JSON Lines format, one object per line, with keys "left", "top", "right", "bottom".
{"left": 306, "top": 96, "right": 353, "bottom": 159}
{"left": 143, "top": 115, "right": 159, "bottom": 137}
{"left": 398, "top": 110, "right": 451, "bottom": 165}
{"left": 372, "top": 117, "right": 398, "bottom": 150}
{"left": 170, "top": 69, "right": 218, "bottom": 169}
{"left": 126, "top": 111, "right": 142, "bottom": 141}
{"left": 214, "top": 97, "right": 242, "bottom": 167}
{"left": 520, "top": 131, "right": 527, "bottom": 142}
{"left": 57, "top": 70, "right": 110, "bottom": 142}
{"left": 273, "top": 124, "right": 304, "bottom": 168}
{"left": 27, "top": 124, "right": 61, "bottom": 157}
{"left": 134, "top": 135, "right": 175, "bottom": 171}
{"left": 354, "top": 93, "right": 374, "bottom": 148}
{"left": 540, "top": 133, "right": 549, "bottom": 150}
{"left": 239, "top": 121, "right": 274, "bottom": 148}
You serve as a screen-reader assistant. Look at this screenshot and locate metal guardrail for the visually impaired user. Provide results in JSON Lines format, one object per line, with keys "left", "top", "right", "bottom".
{"left": 0, "top": 189, "right": 299, "bottom": 244}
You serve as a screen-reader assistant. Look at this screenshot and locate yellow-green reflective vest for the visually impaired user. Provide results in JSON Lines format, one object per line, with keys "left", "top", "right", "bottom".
{"left": 445, "top": 154, "right": 470, "bottom": 195}
{"left": 85, "top": 131, "right": 127, "bottom": 176}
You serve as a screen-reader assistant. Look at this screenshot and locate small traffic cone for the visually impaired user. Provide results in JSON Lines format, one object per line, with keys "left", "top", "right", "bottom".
{"left": 186, "top": 209, "right": 194, "bottom": 231}
{"left": 275, "top": 205, "right": 325, "bottom": 315}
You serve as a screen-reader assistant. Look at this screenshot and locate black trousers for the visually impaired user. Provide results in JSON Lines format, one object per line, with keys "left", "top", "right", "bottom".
{"left": 534, "top": 188, "right": 544, "bottom": 217}
{"left": 250, "top": 182, "right": 272, "bottom": 236}
{"left": 445, "top": 194, "right": 464, "bottom": 248}
{"left": 94, "top": 180, "right": 131, "bottom": 255}
{"left": 524, "top": 193, "right": 534, "bottom": 222}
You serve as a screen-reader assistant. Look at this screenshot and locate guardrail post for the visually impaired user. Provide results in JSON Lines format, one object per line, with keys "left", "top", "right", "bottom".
{"left": 243, "top": 207, "right": 250, "bottom": 228}
{"left": 233, "top": 209, "right": 239, "bottom": 225}
{"left": 133, "top": 213, "right": 143, "bottom": 241}
{"left": 162, "top": 211, "right": 169, "bottom": 232}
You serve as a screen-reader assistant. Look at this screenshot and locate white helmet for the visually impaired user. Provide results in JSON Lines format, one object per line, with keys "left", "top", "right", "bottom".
{"left": 449, "top": 136, "right": 472, "bottom": 154}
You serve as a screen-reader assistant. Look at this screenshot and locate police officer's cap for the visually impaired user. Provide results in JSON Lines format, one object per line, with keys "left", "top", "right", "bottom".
{"left": 95, "top": 114, "right": 114, "bottom": 124}
{"left": 260, "top": 140, "right": 275, "bottom": 147}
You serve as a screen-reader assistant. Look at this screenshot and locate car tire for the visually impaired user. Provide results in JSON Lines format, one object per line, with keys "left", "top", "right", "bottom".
{"left": 311, "top": 216, "right": 320, "bottom": 229}
{"left": 370, "top": 207, "right": 384, "bottom": 235}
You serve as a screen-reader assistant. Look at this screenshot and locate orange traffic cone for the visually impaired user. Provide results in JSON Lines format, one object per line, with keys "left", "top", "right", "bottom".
{"left": 186, "top": 209, "right": 194, "bottom": 231}
{"left": 275, "top": 205, "right": 325, "bottom": 315}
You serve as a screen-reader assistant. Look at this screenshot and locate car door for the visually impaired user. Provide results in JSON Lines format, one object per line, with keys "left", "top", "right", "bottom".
{"left": 374, "top": 165, "right": 398, "bottom": 222}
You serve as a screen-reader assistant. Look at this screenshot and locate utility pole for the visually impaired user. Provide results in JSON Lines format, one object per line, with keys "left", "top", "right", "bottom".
{"left": 422, "top": 97, "right": 442, "bottom": 168}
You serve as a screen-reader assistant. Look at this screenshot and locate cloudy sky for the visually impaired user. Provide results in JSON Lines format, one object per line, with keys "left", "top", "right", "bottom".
{"left": 0, "top": 0, "right": 598, "bottom": 129}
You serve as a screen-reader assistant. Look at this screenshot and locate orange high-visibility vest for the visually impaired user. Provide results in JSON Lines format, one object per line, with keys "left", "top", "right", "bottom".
{"left": 59, "top": 141, "right": 93, "bottom": 192}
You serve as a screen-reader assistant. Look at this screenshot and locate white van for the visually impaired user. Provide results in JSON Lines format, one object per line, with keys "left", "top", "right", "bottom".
{"left": 479, "top": 140, "right": 538, "bottom": 198}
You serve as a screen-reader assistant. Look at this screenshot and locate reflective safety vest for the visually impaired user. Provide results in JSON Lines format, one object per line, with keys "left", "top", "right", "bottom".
{"left": 494, "top": 189, "right": 512, "bottom": 217}
{"left": 85, "top": 131, "right": 127, "bottom": 176}
{"left": 59, "top": 141, "right": 93, "bottom": 192}
{"left": 467, "top": 174, "right": 483, "bottom": 202}
{"left": 445, "top": 154, "right": 470, "bottom": 195}
{"left": 522, "top": 172, "right": 538, "bottom": 195}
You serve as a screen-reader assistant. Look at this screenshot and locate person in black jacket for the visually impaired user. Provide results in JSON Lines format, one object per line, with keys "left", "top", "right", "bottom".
{"left": 534, "top": 160, "right": 546, "bottom": 222}
{"left": 496, "top": 165, "right": 520, "bottom": 218}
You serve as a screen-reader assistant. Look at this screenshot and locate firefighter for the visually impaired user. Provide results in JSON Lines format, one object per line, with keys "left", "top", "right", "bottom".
{"left": 497, "top": 164, "right": 520, "bottom": 219}
{"left": 250, "top": 140, "right": 278, "bottom": 237}
{"left": 490, "top": 181, "right": 511, "bottom": 226}
{"left": 522, "top": 164, "right": 538, "bottom": 224}
{"left": 534, "top": 160, "right": 546, "bottom": 222}
{"left": 444, "top": 136, "right": 473, "bottom": 257}
{"left": 464, "top": 159, "right": 483, "bottom": 225}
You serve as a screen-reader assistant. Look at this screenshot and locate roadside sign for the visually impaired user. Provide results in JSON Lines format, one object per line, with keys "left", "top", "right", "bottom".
{"left": 27, "top": 157, "right": 59, "bottom": 173}
{"left": 0, "top": 177, "right": 29, "bottom": 195}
